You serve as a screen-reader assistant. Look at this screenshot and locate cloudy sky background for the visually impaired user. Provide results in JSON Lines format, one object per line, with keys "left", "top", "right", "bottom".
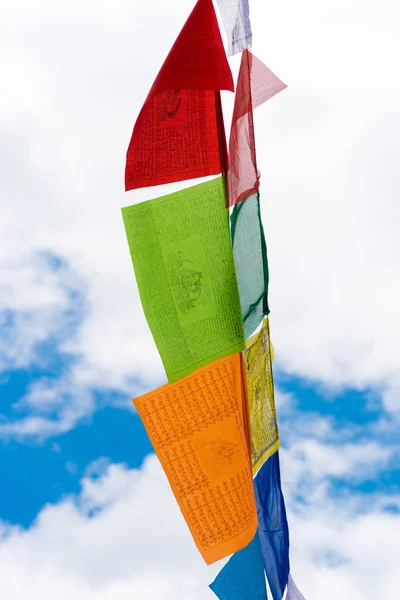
{"left": 1, "top": 0, "right": 399, "bottom": 598}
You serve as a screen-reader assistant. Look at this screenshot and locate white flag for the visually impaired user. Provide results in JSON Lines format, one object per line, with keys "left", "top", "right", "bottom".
{"left": 215, "top": 0, "right": 252, "bottom": 56}
{"left": 286, "top": 575, "right": 306, "bottom": 600}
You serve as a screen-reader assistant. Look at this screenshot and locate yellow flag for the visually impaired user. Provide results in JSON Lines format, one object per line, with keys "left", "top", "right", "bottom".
{"left": 244, "top": 317, "right": 279, "bottom": 475}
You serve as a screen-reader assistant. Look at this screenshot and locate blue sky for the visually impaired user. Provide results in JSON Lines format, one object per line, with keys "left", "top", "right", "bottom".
{"left": 0, "top": 400, "right": 152, "bottom": 527}
{"left": 1, "top": 347, "right": 398, "bottom": 526}
{"left": 1, "top": 0, "right": 400, "bottom": 598}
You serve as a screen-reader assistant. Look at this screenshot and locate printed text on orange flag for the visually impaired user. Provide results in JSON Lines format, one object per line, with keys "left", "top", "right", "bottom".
{"left": 134, "top": 353, "right": 257, "bottom": 564}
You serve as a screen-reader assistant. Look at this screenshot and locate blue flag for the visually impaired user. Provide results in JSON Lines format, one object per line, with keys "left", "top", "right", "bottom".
{"left": 209, "top": 533, "right": 267, "bottom": 600}
{"left": 254, "top": 452, "right": 290, "bottom": 600}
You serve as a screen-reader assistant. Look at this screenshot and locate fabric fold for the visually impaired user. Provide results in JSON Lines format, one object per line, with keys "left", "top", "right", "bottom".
{"left": 125, "top": 0, "right": 233, "bottom": 191}
{"left": 231, "top": 193, "right": 270, "bottom": 337}
{"left": 286, "top": 575, "right": 306, "bottom": 600}
{"left": 227, "top": 50, "right": 287, "bottom": 207}
{"left": 209, "top": 533, "right": 268, "bottom": 599}
{"left": 215, "top": 0, "right": 252, "bottom": 56}
{"left": 134, "top": 353, "right": 258, "bottom": 565}
{"left": 255, "top": 452, "right": 290, "bottom": 600}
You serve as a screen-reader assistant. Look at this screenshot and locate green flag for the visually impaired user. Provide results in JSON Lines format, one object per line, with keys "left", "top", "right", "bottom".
{"left": 122, "top": 177, "right": 245, "bottom": 383}
{"left": 231, "top": 193, "right": 270, "bottom": 339}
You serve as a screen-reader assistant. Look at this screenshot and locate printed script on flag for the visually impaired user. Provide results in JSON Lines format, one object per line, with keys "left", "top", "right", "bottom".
{"left": 244, "top": 317, "right": 279, "bottom": 475}
{"left": 122, "top": 177, "right": 245, "bottom": 383}
{"left": 134, "top": 353, "right": 258, "bottom": 564}
{"left": 126, "top": 89, "right": 224, "bottom": 189}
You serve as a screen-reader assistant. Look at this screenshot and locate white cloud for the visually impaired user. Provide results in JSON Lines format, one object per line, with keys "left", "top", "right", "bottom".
{"left": 382, "top": 375, "right": 400, "bottom": 414}
{"left": 0, "top": 449, "right": 398, "bottom": 600}
{"left": 281, "top": 438, "right": 392, "bottom": 495}
{"left": 0, "top": 252, "right": 84, "bottom": 374}
{"left": 1, "top": 0, "right": 400, "bottom": 436}
{"left": 254, "top": 0, "right": 400, "bottom": 394}
{"left": 0, "top": 456, "right": 220, "bottom": 600}
{"left": 1, "top": 1, "right": 398, "bottom": 589}
{"left": 0, "top": 374, "right": 95, "bottom": 440}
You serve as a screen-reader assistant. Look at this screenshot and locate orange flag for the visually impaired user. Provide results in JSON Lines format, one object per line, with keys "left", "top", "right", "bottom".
{"left": 134, "top": 353, "right": 258, "bottom": 564}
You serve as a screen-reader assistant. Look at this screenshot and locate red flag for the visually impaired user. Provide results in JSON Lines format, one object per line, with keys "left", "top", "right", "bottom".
{"left": 227, "top": 50, "right": 287, "bottom": 207}
{"left": 125, "top": 0, "right": 233, "bottom": 192}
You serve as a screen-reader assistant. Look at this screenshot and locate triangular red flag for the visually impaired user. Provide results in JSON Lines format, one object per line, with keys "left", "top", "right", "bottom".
{"left": 125, "top": 0, "right": 233, "bottom": 192}
{"left": 148, "top": 0, "right": 234, "bottom": 97}
{"left": 227, "top": 50, "right": 287, "bottom": 207}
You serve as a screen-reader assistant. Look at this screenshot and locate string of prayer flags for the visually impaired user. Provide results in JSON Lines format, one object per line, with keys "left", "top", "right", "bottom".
{"left": 286, "top": 575, "right": 307, "bottom": 600}
{"left": 133, "top": 353, "right": 257, "bottom": 565}
{"left": 227, "top": 50, "right": 287, "bottom": 207}
{"left": 254, "top": 452, "right": 290, "bottom": 600}
{"left": 125, "top": 0, "right": 233, "bottom": 191}
{"left": 122, "top": 177, "right": 245, "bottom": 383}
{"left": 231, "top": 193, "right": 270, "bottom": 338}
{"left": 215, "top": 0, "right": 252, "bottom": 56}
{"left": 209, "top": 533, "right": 267, "bottom": 600}
{"left": 122, "top": 0, "right": 307, "bottom": 593}
{"left": 210, "top": 323, "right": 289, "bottom": 599}
{"left": 244, "top": 317, "right": 279, "bottom": 475}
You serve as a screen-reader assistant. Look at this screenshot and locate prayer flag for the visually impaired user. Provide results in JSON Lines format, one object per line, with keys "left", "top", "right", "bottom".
{"left": 125, "top": 0, "right": 233, "bottom": 191}
{"left": 254, "top": 452, "right": 290, "bottom": 600}
{"left": 215, "top": 0, "right": 252, "bottom": 56}
{"left": 286, "top": 575, "right": 306, "bottom": 600}
{"left": 244, "top": 318, "right": 279, "bottom": 475}
{"left": 122, "top": 177, "right": 245, "bottom": 383}
{"left": 209, "top": 533, "right": 267, "bottom": 599}
{"left": 227, "top": 50, "right": 287, "bottom": 207}
{"left": 231, "top": 193, "right": 270, "bottom": 337}
{"left": 134, "top": 353, "right": 258, "bottom": 565}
